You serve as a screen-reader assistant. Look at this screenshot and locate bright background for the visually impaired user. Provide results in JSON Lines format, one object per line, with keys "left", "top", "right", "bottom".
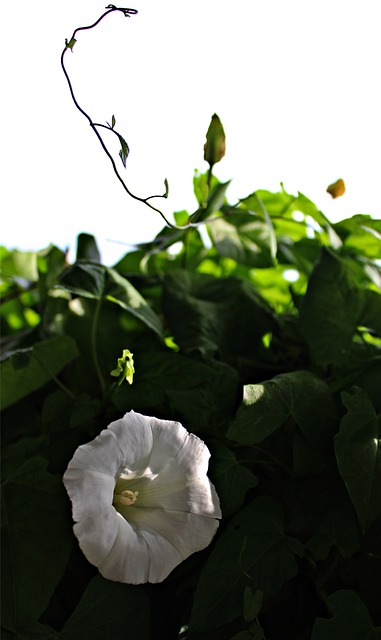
{"left": 2, "top": 0, "right": 380, "bottom": 265}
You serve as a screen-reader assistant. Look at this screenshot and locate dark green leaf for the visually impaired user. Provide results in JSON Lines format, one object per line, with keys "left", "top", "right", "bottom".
{"left": 76, "top": 233, "right": 101, "bottom": 262}
{"left": 335, "top": 387, "right": 381, "bottom": 533}
{"left": 163, "top": 270, "right": 276, "bottom": 361}
{"left": 118, "top": 133, "right": 129, "bottom": 167}
{"left": 1, "top": 458, "right": 73, "bottom": 631}
{"left": 1, "top": 337, "right": 79, "bottom": 410}
{"left": 305, "top": 500, "right": 360, "bottom": 560}
{"left": 58, "top": 261, "right": 162, "bottom": 336}
{"left": 65, "top": 37, "right": 76, "bottom": 50}
{"left": 243, "top": 587, "right": 263, "bottom": 622}
{"left": 61, "top": 575, "right": 150, "bottom": 640}
{"left": 113, "top": 352, "right": 239, "bottom": 434}
{"left": 312, "top": 590, "right": 381, "bottom": 640}
{"left": 300, "top": 248, "right": 364, "bottom": 365}
{"left": 227, "top": 370, "right": 337, "bottom": 446}
{"left": 208, "top": 441, "right": 258, "bottom": 517}
{"left": 190, "top": 496, "right": 303, "bottom": 632}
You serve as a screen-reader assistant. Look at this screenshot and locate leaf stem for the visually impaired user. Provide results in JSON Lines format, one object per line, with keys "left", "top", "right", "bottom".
{"left": 91, "top": 298, "right": 106, "bottom": 397}
{"left": 32, "top": 352, "right": 76, "bottom": 400}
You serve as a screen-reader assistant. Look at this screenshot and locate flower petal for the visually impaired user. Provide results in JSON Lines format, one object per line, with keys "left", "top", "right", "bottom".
{"left": 73, "top": 508, "right": 119, "bottom": 566}
{"left": 66, "top": 412, "right": 154, "bottom": 477}
{"left": 63, "top": 468, "right": 115, "bottom": 521}
{"left": 99, "top": 507, "right": 219, "bottom": 584}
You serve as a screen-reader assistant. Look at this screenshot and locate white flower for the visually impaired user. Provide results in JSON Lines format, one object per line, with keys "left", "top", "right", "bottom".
{"left": 63, "top": 411, "right": 221, "bottom": 584}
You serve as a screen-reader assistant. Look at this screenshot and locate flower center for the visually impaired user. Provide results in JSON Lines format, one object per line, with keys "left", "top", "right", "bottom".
{"left": 114, "top": 489, "right": 139, "bottom": 507}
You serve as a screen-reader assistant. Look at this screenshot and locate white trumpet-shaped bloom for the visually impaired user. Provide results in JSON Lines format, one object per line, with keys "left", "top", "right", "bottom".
{"left": 63, "top": 411, "right": 221, "bottom": 584}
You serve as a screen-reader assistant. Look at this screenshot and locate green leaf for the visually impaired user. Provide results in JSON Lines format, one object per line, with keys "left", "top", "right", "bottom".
{"left": 305, "top": 500, "right": 360, "bottom": 561}
{"left": 243, "top": 587, "right": 263, "bottom": 622}
{"left": 312, "top": 590, "right": 381, "bottom": 640}
{"left": 300, "top": 248, "right": 364, "bottom": 366}
{"left": 334, "top": 215, "right": 381, "bottom": 260}
{"left": 76, "top": 233, "right": 101, "bottom": 262}
{"left": 113, "top": 352, "right": 239, "bottom": 434}
{"left": 0, "top": 336, "right": 79, "bottom": 410}
{"left": 208, "top": 441, "right": 258, "bottom": 517}
{"left": 334, "top": 386, "right": 381, "bottom": 533}
{"left": 118, "top": 133, "right": 129, "bottom": 167}
{"left": 190, "top": 496, "right": 303, "bottom": 632}
{"left": 0, "top": 247, "right": 38, "bottom": 283}
{"left": 193, "top": 170, "right": 209, "bottom": 206}
{"left": 191, "top": 179, "right": 231, "bottom": 223}
{"left": 65, "top": 37, "right": 77, "bottom": 50}
{"left": 163, "top": 270, "right": 276, "bottom": 361}
{"left": 227, "top": 370, "right": 337, "bottom": 447}
{"left": 61, "top": 575, "right": 150, "bottom": 640}
{"left": 207, "top": 216, "right": 274, "bottom": 268}
{"left": 1, "top": 458, "right": 73, "bottom": 631}
{"left": 58, "top": 261, "right": 162, "bottom": 336}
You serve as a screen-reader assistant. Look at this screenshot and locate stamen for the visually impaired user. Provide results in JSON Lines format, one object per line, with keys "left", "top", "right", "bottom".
{"left": 118, "top": 490, "right": 139, "bottom": 506}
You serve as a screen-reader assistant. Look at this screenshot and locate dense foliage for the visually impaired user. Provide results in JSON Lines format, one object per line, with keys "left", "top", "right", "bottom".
{"left": 1, "top": 152, "right": 381, "bottom": 639}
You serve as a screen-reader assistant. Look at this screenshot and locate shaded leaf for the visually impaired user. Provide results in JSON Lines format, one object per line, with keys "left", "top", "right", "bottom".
{"left": 118, "top": 133, "right": 129, "bottom": 167}
{"left": 163, "top": 270, "right": 277, "bottom": 361}
{"left": 1, "top": 337, "right": 79, "bottom": 410}
{"left": 227, "top": 370, "right": 337, "bottom": 447}
{"left": 61, "top": 575, "right": 150, "bottom": 640}
{"left": 300, "top": 248, "right": 363, "bottom": 365}
{"left": 76, "top": 233, "right": 101, "bottom": 262}
{"left": 1, "top": 458, "right": 72, "bottom": 631}
{"left": 243, "top": 587, "right": 263, "bottom": 622}
{"left": 208, "top": 441, "right": 259, "bottom": 517}
{"left": 113, "top": 351, "right": 239, "bottom": 434}
{"left": 335, "top": 386, "right": 381, "bottom": 533}
{"left": 190, "top": 496, "right": 303, "bottom": 632}
{"left": 58, "top": 261, "right": 162, "bottom": 336}
{"left": 312, "top": 590, "right": 381, "bottom": 640}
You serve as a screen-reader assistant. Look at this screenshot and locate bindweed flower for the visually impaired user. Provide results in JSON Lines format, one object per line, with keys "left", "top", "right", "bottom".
{"left": 63, "top": 411, "right": 221, "bottom": 584}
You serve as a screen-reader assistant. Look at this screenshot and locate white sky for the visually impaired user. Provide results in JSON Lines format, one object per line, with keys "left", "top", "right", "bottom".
{"left": 2, "top": 0, "right": 380, "bottom": 265}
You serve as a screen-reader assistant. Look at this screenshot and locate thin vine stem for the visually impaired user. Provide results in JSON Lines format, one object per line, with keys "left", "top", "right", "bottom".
{"left": 91, "top": 298, "right": 106, "bottom": 397}
{"left": 32, "top": 352, "right": 76, "bottom": 400}
{"left": 60, "top": 6, "right": 232, "bottom": 233}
